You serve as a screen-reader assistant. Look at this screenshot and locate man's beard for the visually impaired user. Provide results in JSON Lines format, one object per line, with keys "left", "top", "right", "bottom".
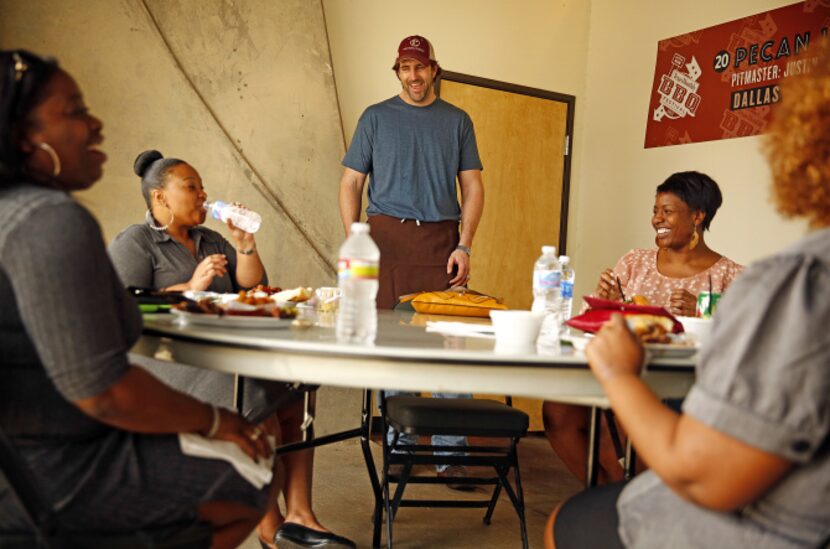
{"left": 403, "top": 79, "right": 432, "bottom": 103}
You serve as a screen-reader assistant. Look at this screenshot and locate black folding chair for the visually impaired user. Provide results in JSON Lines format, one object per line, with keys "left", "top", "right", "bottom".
{"left": 375, "top": 393, "right": 529, "bottom": 549}
{"left": 0, "top": 425, "right": 212, "bottom": 549}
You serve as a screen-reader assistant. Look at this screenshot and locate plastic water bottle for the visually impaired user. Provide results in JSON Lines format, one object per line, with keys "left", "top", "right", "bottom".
{"left": 336, "top": 222, "right": 380, "bottom": 344}
{"left": 204, "top": 200, "right": 262, "bottom": 233}
{"left": 559, "top": 255, "right": 575, "bottom": 322}
{"left": 532, "top": 245, "right": 562, "bottom": 341}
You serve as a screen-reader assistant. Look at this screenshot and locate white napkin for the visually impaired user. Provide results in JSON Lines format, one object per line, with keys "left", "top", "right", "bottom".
{"left": 425, "top": 321, "right": 496, "bottom": 339}
{"left": 179, "top": 433, "right": 275, "bottom": 489}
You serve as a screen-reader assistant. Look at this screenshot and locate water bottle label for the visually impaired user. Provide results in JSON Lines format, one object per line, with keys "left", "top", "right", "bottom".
{"left": 562, "top": 281, "right": 574, "bottom": 299}
{"left": 338, "top": 258, "right": 379, "bottom": 280}
{"left": 533, "top": 270, "right": 561, "bottom": 290}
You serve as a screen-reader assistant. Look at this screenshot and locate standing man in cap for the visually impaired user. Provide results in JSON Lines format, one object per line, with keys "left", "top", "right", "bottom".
{"left": 338, "top": 35, "right": 485, "bottom": 486}
{"left": 339, "top": 34, "right": 484, "bottom": 308}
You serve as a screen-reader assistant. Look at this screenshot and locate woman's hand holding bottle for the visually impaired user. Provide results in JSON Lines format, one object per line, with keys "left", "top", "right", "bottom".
{"left": 226, "top": 202, "right": 257, "bottom": 255}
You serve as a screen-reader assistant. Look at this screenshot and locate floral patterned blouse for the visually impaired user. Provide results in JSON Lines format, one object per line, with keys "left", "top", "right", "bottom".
{"left": 612, "top": 248, "right": 744, "bottom": 308}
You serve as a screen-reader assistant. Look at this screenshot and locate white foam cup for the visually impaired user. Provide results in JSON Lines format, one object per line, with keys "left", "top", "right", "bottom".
{"left": 489, "top": 310, "right": 546, "bottom": 348}
{"left": 678, "top": 316, "right": 713, "bottom": 348}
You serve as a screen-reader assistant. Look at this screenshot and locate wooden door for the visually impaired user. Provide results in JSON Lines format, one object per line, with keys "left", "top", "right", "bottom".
{"left": 439, "top": 74, "right": 575, "bottom": 430}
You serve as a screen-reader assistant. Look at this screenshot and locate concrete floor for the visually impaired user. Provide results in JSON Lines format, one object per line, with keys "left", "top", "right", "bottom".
{"left": 240, "top": 434, "right": 582, "bottom": 549}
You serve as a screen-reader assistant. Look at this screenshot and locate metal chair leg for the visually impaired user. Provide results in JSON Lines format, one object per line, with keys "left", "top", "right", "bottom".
{"left": 482, "top": 483, "right": 502, "bottom": 525}
{"left": 512, "top": 441, "right": 529, "bottom": 549}
{"left": 389, "top": 463, "right": 412, "bottom": 521}
{"left": 494, "top": 465, "right": 528, "bottom": 549}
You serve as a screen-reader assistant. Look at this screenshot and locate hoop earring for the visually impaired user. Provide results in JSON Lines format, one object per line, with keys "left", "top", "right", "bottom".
{"left": 38, "top": 142, "right": 61, "bottom": 177}
{"left": 145, "top": 208, "right": 174, "bottom": 231}
{"left": 689, "top": 227, "right": 700, "bottom": 250}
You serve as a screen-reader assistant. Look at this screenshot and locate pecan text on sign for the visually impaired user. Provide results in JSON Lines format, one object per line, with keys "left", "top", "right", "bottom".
{"left": 644, "top": 1, "right": 829, "bottom": 148}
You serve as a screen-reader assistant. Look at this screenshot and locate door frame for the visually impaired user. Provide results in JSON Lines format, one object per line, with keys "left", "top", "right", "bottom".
{"left": 438, "top": 71, "right": 576, "bottom": 254}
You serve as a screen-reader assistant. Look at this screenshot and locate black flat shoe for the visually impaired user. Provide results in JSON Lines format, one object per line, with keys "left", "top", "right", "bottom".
{"left": 275, "top": 522, "right": 356, "bottom": 549}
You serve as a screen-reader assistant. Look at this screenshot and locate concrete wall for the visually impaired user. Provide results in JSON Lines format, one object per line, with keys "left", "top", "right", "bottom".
{"left": 1, "top": 0, "right": 359, "bottom": 434}
{"left": 0, "top": 0, "right": 345, "bottom": 290}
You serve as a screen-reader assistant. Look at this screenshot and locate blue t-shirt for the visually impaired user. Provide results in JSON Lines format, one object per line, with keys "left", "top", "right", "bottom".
{"left": 342, "top": 96, "right": 483, "bottom": 222}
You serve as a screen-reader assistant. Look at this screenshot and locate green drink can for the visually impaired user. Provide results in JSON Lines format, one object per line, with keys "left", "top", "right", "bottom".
{"left": 696, "top": 291, "right": 721, "bottom": 318}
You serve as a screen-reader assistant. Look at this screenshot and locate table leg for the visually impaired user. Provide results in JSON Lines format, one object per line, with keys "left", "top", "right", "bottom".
{"left": 586, "top": 406, "right": 601, "bottom": 487}
{"left": 624, "top": 439, "right": 636, "bottom": 480}
{"left": 359, "top": 389, "right": 383, "bottom": 548}
{"left": 233, "top": 374, "right": 244, "bottom": 413}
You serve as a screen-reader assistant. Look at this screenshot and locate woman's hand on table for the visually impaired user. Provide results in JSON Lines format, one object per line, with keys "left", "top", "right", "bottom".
{"left": 668, "top": 288, "right": 697, "bottom": 317}
{"left": 213, "top": 408, "right": 273, "bottom": 462}
{"left": 595, "top": 268, "right": 622, "bottom": 301}
{"left": 188, "top": 254, "right": 228, "bottom": 291}
{"left": 585, "top": 314, "right": 645, "bottom": 382}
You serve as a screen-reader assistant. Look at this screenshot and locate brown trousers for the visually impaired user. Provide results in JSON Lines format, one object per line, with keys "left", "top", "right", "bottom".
{"left": 367, "top": 214, "right": 459, "bottom": 310}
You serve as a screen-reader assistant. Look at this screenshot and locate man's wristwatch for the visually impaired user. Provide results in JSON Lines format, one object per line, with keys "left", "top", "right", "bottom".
{"left": 455, "top": 244, "right": 472, "bottom": 256}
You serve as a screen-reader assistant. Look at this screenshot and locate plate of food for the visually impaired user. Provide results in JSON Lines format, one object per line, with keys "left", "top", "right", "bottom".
{"left": 562, "top": 333, "right": 697, "bottom": 358}
{"left": 564, "top": 314, "right": 699, "bottom": 358}
{"left": 642, "top": 340, "right": 698, "bottom": 358}
{"left": 171, "top": 308, "right": 294, "bottom": 329}
{"left": 269, "top": 286, "right": 313, "bottom": 306}
{"left": 170, "top": 290, "right": 298, "bottom": 329}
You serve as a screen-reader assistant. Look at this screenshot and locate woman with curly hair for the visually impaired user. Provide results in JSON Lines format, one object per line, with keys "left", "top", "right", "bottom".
{"left": 545, "top": 51, "right": 830, "bottom": 548}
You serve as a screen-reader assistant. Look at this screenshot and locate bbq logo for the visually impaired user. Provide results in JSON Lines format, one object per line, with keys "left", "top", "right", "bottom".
{"left": 653, "top": 54, "right": 703, "bottom": 122}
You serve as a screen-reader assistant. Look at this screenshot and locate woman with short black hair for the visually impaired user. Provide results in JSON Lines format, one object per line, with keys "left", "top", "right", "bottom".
{"left": 543, "top": 171, "right": 744, "bottom": 487}
{"left": 594, "top": 171, "right": 742, "bottom": 318}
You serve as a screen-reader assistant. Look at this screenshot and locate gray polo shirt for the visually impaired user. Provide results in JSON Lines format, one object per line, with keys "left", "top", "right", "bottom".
{"left": 0, "top": 183, "right": 269, "bottom": 530}
{"left": 0, "top": 182, "right": 140, "bottom": 439}
{"left": 108, "top": 223, "right": 265, "bottom": 292}
{"left": 617, "top": 228, "right": 830, "bottom": 547}
{"left": 107, "top": 221, "right": 270, "bottom": 414}
{"left": 343, "top": 96, "right": 483, "bottom": 222}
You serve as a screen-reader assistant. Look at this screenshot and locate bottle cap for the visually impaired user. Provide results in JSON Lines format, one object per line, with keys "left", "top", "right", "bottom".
{"left": 542, "top": 245, "right": 556, "bottom": 254}
{"left": 351, "top": 222, "right": 370, "bottom": 233}
{"left": 559, "top": 255, "right": 570, "bottom": 264}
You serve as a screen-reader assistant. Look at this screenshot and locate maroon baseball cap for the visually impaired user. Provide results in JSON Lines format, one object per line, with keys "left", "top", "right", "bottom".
{"left": 395, "top": 35, "right": 438, "bottom": 67}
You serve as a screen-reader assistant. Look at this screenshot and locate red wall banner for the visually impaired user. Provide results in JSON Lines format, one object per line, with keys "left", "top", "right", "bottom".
{"left": 644, "top": 1, "right": 830, "bottom": 148}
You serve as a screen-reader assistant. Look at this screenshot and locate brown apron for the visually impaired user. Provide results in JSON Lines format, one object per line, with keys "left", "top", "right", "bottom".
{"left": 367, "top": 214, "right": 459, "bottom": 310}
